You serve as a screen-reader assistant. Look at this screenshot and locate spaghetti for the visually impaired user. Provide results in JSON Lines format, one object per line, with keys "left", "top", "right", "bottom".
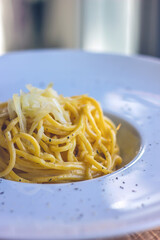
{"left": 0, "top": 84, "right": 122, "bottom": 183}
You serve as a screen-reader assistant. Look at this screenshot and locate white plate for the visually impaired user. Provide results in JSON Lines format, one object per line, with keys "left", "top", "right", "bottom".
{"left": 0, "top": 50, "right": 160, "bottom": 240}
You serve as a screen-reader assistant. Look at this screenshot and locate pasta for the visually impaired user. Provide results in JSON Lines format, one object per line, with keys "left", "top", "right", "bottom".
{"left": 0, "top": 84, "right": 122, "bottom": 183}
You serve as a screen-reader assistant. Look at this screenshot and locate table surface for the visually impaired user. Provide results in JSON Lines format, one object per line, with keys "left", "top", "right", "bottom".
{"left": 107, "top": 227, "right": 160, "bottom": 240}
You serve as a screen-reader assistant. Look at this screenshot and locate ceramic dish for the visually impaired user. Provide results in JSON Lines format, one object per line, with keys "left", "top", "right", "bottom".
{"left": 0, "top": 50, "right": 160, "bottom": 240}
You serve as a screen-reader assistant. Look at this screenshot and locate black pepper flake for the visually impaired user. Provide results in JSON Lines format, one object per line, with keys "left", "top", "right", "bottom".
{"left": 135, "top": 184, "right": 138, "bottom": 187}
{"left": 58, "top": 188, "right": 61, "bottom": 191}
{"left": 74, "top": 188, "right": 79, "bottom": 191}
{"left": 19, "top": 179, "right": 21, "bottom": 182}
{"left": 116, "top": 177, "right": 118, "bottom": 180}
{"left": 1, "top": 202, "right": 4, "bottom": 205}
{"left": 132, "top": 190, "right": 136, "bottom": 193}
{"left": 120, "top": 186, "right": 124, "bottom": 189}
{"left": 96, "top": 150, "right": 99, "bottom": 154}
{"left": 49, "top": 139, "right": 51, "bottom": 142}
{"left": 0, "top": 192, "right": 4, "bottom": 195}
{"left": 77, "top": 213, "right": 83, "bottom": 220}
{"left": 102, "top": 189, "right": 105, "bottom": 192}
{"left": 67, "top": 136, "right": 70, "bottom": 139}
{"left": 49, "top": 178, "right": 52, "bottom": 182}
{"left": 122, "top": 181, "right": 125, "bottom": 184}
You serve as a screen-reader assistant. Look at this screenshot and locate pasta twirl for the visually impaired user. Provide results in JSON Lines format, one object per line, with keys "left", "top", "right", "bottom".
{"left": 0, "top": 84, "right": 122, "bottom": 183}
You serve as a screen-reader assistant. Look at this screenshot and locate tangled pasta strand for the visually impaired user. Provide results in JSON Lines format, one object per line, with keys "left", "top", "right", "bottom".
{"left": 0, "top": 84, "right": 122, "bottom": 183}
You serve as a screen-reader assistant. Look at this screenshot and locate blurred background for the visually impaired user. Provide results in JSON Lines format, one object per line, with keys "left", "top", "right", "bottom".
{"left": 0, "top": 0, "right": 160, "bottom": 57}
